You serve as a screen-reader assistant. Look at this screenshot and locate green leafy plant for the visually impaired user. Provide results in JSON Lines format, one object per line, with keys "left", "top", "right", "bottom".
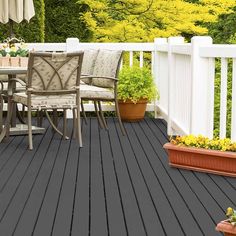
{"left": 118, "top": 66, "right": 159, "bottom": 103}
{"left": 226, "top": 207, "right": 236, "bottom": 225}
{"left": 171, "top": 135, "right": 236, "bottom": 152}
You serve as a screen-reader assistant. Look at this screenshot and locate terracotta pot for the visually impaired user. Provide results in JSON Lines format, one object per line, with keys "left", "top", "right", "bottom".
{"left": 118, "top": 99, "right": 147, "bottom": 122}
{"left": 216, "top": 220, "right": 236, "bottom": 235}
{"left": 20, "top": 57, "right": 28, "bottom": 67}
{"left": 1, "top": 57, "right": 10, "bottom": 67}
{"left": 10, "top": 57, "right": 20, "bottom": 67}
{"left": 163, "top": 143, "right": 236, "bottom": 177}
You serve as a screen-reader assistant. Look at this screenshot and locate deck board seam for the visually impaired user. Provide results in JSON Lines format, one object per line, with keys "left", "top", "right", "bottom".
{"left": 98, "top": 124, "right": 110, "bottom": 236}
{"left": 19, "top": 131, "right": 59, "bottom": 234}
{"left": 50, "top": 135, "right": 74, "bottom": 235}
{"left": 143, "top": 119, "right": 205, "bottom": 235}
{"left": 107, "top": 123, "right": 129, "bottom": 236}
{"left": 128, "top": 122, "right": 168, "bottom": 235}
{"left": 113, "top": 118, "right": 148, "bottom": 236}
{"left": 0, "top": 125, "right": 54, "bottom": 223}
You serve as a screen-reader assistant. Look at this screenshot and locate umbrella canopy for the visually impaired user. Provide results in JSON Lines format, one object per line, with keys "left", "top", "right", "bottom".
{"left": 0, "top": 0, "right": 35, "bottom": 24}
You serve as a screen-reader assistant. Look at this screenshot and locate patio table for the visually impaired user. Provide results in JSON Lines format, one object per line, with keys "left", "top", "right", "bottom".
{"left": 0, "top": 67, "right": 45, "bottom": 142}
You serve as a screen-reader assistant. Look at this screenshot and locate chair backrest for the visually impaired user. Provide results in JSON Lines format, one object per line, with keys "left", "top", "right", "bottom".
{"left": 81, "top": 49, "right": 99, "bottom": 84}
{"left": 27, "top": 51, "right": 84, "bottom": 93}
{"left": 91, "top": 49, "right": 122, "bottom": 88}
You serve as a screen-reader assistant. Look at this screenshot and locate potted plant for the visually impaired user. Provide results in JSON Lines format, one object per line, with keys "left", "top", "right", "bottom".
{"left": 164, "top": 135, "right": 236, "bottom": 177}
{"left": 0, "top": 42, "right": 29, "bottom": 67}
{"left": 9, "top": 46, "right": 20, "bottom": 67}
{"left": 117, "top": 66, "right": 158, "bottom": 121}
{"left": 17, "top": 45, "right": 29, "bottom": 67}
{"left": 216, "top": 207, "right": 236, "bottom": 235}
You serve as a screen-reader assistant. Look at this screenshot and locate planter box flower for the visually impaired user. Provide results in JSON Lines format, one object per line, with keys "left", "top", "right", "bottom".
{"left": 164, "top": 142, "right": 236, "bottom": 177}
{"left": 216, "top": 220, "right": 236, "bottom": 236}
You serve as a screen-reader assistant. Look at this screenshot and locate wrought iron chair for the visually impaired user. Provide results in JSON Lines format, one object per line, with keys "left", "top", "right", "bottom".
{"left": 6, "top": 51, "right": 84, "bottom": 150}
{"left": 80, "top": 49, "right": 125, "bottom": 135}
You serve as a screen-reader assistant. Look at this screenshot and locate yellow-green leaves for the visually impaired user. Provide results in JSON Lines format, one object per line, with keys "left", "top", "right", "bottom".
{"left": 78, "top": 0, "right": 236, "bottom": 42}
{"left": 118, "top": 66, "right": 159, "bottom": 103}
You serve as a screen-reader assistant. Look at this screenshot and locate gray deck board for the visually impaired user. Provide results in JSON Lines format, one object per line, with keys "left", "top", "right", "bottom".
{"left": 0, "top": 118, "right": 234, "bottom": 236}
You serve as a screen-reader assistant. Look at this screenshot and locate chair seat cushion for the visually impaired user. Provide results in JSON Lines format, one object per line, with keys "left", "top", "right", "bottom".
{"left": 13, "top": 93, "right": 77, "bottom": 109}
{"left": 80, "top": 84, "right": 114, "bottom": 100}
{"left": 13, "top": 85, "right": 114, "bottom": 108}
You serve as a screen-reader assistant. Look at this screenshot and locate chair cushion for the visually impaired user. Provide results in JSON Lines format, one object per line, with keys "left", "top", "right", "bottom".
{"left": 81, "top": 49, "right": 99, "bottom": 84}
{"left": 92, "top": 50, "right": 122, "bottom": 88}
{"left": 13, "top": 93, "right": 77, "bottom": 109}
{"left": 80, "top": 84, "right": 114, "bottom": 100}
{"left": 13, "top": 84, "right": 114, "bottom": 108}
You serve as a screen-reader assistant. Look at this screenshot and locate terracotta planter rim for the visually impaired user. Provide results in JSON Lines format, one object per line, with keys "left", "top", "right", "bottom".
{"left": 118, "top": 98, "right": 148, "bottom": 104}
{"left": 164, "top": 143, "right": 236, "bottom": 159}
{"left": 216, "top": 220, "right": 236, "bottom": 234}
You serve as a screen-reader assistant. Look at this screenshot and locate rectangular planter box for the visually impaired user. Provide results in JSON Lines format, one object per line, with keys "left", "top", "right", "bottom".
{"left": 164, "top": 143, "right": 236, "bottom": 177}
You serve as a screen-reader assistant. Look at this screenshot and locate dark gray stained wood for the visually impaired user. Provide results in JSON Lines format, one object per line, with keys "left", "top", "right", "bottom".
{"left": 0, "top": 117, "right": 234, "bottom": 236}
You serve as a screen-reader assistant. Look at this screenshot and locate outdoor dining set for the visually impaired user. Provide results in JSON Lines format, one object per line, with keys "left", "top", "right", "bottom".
{"left": 0, "top": 48, "right": 126, "bottom": 150}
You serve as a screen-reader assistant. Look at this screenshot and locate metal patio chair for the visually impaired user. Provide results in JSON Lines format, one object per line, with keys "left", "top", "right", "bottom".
{"left": 6, "top": 51, "right": 84, "bottom": 150}
{"left": 80, "top": 49, "right": 126, "bottom": 135}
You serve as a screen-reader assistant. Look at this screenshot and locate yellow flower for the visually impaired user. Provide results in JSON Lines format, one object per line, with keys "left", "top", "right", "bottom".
{"left": 226, "top": 207, "right": 234, "bottom": 217}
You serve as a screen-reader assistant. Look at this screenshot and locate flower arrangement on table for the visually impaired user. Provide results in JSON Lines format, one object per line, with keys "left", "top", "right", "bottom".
{"left": 0, "top": 43, "right": 29, "bottom": 67}
{"left": 170, "top": 135, "right": 236, "bottom": 152}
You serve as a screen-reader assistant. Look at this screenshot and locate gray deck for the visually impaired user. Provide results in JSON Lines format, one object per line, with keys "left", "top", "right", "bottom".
{"left": 0, "top": 117, "right": 235, "bottom": 236}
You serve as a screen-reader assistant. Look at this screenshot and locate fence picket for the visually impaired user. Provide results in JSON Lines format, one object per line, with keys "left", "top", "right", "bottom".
{"left": 220, "top": 58, "right": 228, "bottom": 138}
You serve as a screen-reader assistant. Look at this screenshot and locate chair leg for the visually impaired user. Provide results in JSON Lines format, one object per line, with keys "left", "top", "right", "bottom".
{"left": 28, "top": 105, "right": 33, "bottom": 150}
{"left": 52, "top": 109, "right": 58, "bottom": 132}
{"left": 5, "top": 97, "right": 13, "bottom": 140}
{"left": 63, "top": 108, "right": 67, "bottom": 139}
{"left": 81, "top": 100, "right": 88, "bottom": 125}
{"left": 76, "top": 107, "right": 83, "bottom": 147}
{"left": 16, "top": 104, "right": 26, "bottom": 124}
{"left": 0, "top": 96, "right": 3, "bottom": 133}
{"left": 94, "top": 101, "right": 104, "bottom": 128}
{"left": 114, "top": 99, "right": 126, "bottom": 135}
{"left": 36, "top": 110, "right": 40, "bottom": 126}
{"left": 98, "top": 101, "right": 108, "bottom": 130}
{"left": 72, "top": 108, "right": 77, "bottom": 139}
{"left": 39, "top": 110, "right": 44, "bottom": 127}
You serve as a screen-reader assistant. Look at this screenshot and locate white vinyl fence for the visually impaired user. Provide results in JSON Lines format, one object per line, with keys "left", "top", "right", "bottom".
{"left": 2, "top": 36, "right": 236, "bottom": 140}
{"left": 156, "top": 36, "right": 236, "bottom": 141}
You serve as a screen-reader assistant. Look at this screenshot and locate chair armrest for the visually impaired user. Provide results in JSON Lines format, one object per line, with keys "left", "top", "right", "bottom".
{"left": 0, "top": 81, "right": 3, "bottom": 93}
{"left": 10, "top": 78, "right": 26, "bottom": 86}
{"left": 26, "top": 89, "right": 77, "bottom": 95}
{"left": 81, "top": 75, "right": 118, "bottom": 82}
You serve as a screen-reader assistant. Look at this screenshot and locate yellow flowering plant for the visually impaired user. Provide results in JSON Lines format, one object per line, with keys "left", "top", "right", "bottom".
{"left": 226, "top": 207, "right": 236, "bottom": 225}
{"left": 170, "top": 135, "right": 236, "bottom": 152}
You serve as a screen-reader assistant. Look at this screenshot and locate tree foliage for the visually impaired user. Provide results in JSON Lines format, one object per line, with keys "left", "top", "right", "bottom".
{"left": 77, "top": 0, "right": 236, "bottom": 42}
{"left": 208, "top": 6, "right": 236, "bottom": 44}
{"left": 44, "top": 0, "right": 92, "bottom": 42}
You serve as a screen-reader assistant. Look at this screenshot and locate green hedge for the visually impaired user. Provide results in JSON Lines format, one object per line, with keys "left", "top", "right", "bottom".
{"left": 0, "top": 0, "right": 45, "bottom": 43}
{"left": 44, "top": 0, "right": 92, "bottom": 42}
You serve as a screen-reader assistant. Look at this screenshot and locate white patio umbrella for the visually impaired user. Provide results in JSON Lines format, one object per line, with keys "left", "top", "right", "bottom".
{"left": 0, "top": 0, "right": 35, "bottom": 37}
